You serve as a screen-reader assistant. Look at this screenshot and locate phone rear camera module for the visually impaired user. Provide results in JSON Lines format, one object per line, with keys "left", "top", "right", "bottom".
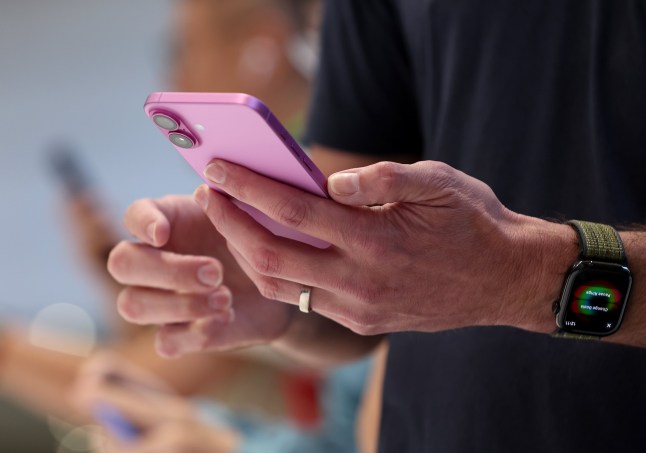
{"left": 152, "top": 114, "right": 179, "bottom": 131}
{"left": 169, "top": 132, "right": 195, "bottom": 149}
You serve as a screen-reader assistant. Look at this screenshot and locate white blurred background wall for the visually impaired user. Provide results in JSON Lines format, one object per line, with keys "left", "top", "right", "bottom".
{"left": 0, "top": 2, "right": 201, "bottom": 335}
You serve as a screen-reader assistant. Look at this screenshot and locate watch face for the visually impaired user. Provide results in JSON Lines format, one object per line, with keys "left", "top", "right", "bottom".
{"left": 558, "top": 262, "right": 632, "bottom": 336}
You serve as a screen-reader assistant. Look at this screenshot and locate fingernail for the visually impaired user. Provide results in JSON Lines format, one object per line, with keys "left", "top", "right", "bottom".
{"left": 146, "top": 222, "right": 156, "bottom": 242}
{"left": 193, "top": 186, "right": 209, "bottom": 211}
{"left": 208, "top": 289, "right": 232, "bottom": 310}
{"left": 204, "top": 162, "right": 226, "bottom": 184}
{"left": 328, "top": 172, "right": 359, "bottom": 195}
{"left": 198, "top": 265, "right": 222, "bottom": 287}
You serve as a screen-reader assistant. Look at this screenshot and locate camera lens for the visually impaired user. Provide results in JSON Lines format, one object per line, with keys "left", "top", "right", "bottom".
{"left": 169, "top": 132, "right": 194, "bottom": 149}
{"left": 152, "top": 114, "right": 179, "bottom": 131}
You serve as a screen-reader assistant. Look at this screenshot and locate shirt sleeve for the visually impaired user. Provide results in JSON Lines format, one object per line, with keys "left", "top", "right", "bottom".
{"left": 304, "top": 0, "right": 423, "bottom": 158}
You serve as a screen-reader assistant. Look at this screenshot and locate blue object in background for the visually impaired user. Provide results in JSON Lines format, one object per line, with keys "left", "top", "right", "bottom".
{"left": 92, "top": 402, "right": 140, "bottom": 443}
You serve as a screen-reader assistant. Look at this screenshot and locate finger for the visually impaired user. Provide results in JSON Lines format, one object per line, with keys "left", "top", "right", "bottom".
{"left": 327, "top": 160, "right": 465, "bottom": 206}
{"left": 194, "top": 185, "right": 341, "bottom": 290}
{"left": 155, "top": 315, "right": 236, "bottom": 358}
{"left": 226, "top": 244, "right": 304, "bottom": 303}
{"left": 226, "top": 244, "right": 347, "bottom": 323}
{"left": 117, "top": 286, "right": 232, "bottom": 325}
{"left": 124, "top": 195, "right": 210, "bottom": 246}
{"left": 108, "top": 242, "right": 223, "bottom": 292}
{"left": 201, "top": 159, "right": 358, "bottom": 246}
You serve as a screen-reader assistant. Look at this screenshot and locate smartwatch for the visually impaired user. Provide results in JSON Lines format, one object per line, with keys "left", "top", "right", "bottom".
{"left": 554, "top": 220, "right": 632, "bottom": 337}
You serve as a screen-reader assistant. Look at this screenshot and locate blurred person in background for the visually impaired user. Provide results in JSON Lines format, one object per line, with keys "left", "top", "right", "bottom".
{"left": 72, "top": 350, "right": 373, "bottom": 453}
{"left": 171, "top": 0, "right": 320, "bottom": 133}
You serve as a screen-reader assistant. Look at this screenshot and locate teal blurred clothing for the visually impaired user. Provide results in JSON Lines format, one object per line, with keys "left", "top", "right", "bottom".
{"left": 195, "top": 357, "right": 372, "bottom": 453}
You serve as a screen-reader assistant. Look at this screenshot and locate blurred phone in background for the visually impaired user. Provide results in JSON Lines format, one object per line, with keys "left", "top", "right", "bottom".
{"left": 46, "top": 141, "right": 119, "bottom": 268}
{"left": 47, "top": 142, "right": 94, "bottom": 197}
{"left": 92, "top": 402, "right": 141, "bottom": 443}
{"left": 45, "top": 141, "right": 128, "bottom": 337}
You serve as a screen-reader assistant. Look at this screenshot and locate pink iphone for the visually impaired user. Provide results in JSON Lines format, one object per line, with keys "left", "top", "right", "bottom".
{"left": 144, "top": 92, "right": 329, "bottom": 248}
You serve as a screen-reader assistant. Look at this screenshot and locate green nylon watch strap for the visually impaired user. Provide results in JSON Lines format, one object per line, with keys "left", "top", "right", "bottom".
{"left": 553, "top": 331, "right": 601, "bottom": 341}
{"left": 566, "top": 220, "right": 625, "bottom": 263}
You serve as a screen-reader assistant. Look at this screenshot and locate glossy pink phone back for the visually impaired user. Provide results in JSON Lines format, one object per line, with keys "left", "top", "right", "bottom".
{"left": 144, "top": 92, "right": 329, "bottom": 248}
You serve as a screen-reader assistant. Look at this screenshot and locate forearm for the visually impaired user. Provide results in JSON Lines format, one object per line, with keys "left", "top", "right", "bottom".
{"left": 0, "top": 330, "right": 85, "bottom": 421}
{"left": 502, "top": 216, "right": 646, "bottom": 348}
{"left": 272, "top": 309, "right": 383, "bottom": 369}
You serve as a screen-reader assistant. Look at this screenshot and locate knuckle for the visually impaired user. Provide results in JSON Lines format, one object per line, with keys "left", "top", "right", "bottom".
{"left": 425, "top": 161, "right": 458, "bottom": 192}
{"left": 272, "top": 197, "right": 309, "bottom": 229}
{"left": 374, "top": 161, "right": 402, "bottom": 194}
{"left": 429, "top": 160, "right": 455, "bottom": 177}
{"left": 250, "top": 246, "right": 283, "bottom": 276}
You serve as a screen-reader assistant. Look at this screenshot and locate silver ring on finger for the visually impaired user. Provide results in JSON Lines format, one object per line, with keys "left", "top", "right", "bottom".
{"left": 299, "top": 286, "right": 313, "bottom": 313}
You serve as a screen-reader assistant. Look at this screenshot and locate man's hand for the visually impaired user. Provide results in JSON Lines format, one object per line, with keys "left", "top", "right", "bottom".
{"left": 107, "top": 195, "right": 294, "bottom": 357}
{"left": 194, "top": 159, "right": 577, "bottom": 335}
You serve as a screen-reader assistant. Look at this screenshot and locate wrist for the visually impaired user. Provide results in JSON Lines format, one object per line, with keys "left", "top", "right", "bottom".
{"left": 498, "top": 215, "right": 579, "bottom": 333}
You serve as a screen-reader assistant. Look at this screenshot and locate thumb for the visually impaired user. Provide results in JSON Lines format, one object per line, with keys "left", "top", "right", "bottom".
{"left": 327, "top": 161, "right": 456, "bottom": 206}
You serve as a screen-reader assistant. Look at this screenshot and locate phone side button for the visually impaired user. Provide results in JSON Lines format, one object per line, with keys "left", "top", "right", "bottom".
{"left": 302, "top": 159, "right": 312, "bottom": 172}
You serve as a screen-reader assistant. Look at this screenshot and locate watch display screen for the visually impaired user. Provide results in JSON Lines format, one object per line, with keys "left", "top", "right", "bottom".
{"left": 560, "top": 262, "right": 632, "bottom": 335}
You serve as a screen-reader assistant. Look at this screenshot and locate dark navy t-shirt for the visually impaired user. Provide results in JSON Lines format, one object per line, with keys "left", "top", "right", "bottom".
{"left": 306, "top": 1, "right": 646, "bottom": 451}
